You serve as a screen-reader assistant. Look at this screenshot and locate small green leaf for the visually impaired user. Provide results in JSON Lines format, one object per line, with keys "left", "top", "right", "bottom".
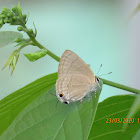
{"left": 0, "top": 31, "right": 23, "bottom": 48}
{"left": 24, "top": 49, "right": 48, "bottom": 61}
{"left": 123, "top": 93, "right": 140, "bottom": 131}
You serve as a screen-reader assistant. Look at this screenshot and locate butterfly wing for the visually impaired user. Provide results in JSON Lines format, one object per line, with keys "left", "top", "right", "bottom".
{"left": 58, "top": 50, "right": 95, "bottom": 83}
{"left": 56, "top": 74, "right": 92, "bottom": 102}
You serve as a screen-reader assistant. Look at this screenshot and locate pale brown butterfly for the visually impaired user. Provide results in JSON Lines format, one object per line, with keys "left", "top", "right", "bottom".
{"left": 56, "top": 50, "right": 100, "bottom": 104}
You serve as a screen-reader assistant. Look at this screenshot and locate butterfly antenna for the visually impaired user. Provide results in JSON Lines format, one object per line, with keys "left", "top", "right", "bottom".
{"left": 97, "top": 64, "right": 102, "bottom": 76}
{"left": 99, "top": 72, "right": 112, "bottom": 77}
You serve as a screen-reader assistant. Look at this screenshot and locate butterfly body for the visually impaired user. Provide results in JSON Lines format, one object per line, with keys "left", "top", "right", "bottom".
{"left": 56, "top": 50, "right": 99, "bottom": 104}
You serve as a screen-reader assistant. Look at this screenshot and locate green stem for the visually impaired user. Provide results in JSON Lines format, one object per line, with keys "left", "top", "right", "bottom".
{"left": 23, "top": 25, "right": 140, "bottom": 95}
{"left": 100, "top": 78, "right": 140, "bottom": 94}
{"left": 18, "top": 42, "right": 34, "bottom": 51}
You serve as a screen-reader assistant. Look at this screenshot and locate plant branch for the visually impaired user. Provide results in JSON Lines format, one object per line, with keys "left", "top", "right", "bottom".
{"left": 23, "top": 25, "right": 140, "bottom": 94}
{"left": 20, "top": 24, "right": 140, "bottom": 94}
{"left": 100, "top": 78, "right": 140, "bottom": 94}
{"left": 18, "top": 42, "right": 34, "bottom": 51}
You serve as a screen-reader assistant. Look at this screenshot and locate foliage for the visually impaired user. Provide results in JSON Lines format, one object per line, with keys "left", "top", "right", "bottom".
{"left": 0, "top": 3, "right": 140, "bottom": 140}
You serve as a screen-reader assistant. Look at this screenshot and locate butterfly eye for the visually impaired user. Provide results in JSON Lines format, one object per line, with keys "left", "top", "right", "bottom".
{"left": 59, "top": 93, "right": 64, "bottom": 97}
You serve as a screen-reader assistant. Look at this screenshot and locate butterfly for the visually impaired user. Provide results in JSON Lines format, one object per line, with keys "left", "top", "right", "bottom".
{"left": 56, "top": 50, "right": 100, "bottom": 104}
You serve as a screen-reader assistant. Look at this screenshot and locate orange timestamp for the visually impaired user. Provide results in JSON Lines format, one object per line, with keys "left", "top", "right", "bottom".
{"left": 106, "top": 118, "right": 140, "bottom": 123}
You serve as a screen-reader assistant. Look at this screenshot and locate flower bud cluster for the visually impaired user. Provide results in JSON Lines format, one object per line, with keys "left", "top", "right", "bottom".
{"left": 0, "top": 5, "right": 27, "bottom": 28}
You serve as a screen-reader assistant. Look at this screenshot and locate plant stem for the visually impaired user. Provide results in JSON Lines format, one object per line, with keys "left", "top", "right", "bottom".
{"left": 100, "top": 78, "right": 140, "bottom": 94}
{"left": 23, "top": 25, "right": 140, "bottom": 94}
{"left": 18, "top": 42, "right": 34, "bottom": 51}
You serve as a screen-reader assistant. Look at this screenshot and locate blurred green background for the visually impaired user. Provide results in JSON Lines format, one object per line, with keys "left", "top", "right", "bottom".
{"left": 0, "top": 0, "right": 139, "bottom": 102}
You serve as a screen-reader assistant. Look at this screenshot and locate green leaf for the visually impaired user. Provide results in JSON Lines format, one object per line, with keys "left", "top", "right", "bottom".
{"left": 88, "top": 95, "right": 140, "bottom": 140}
{"left": 0, "top": 73, "right": 57, "bottom": 136}
{"left": 24, "top": 49, "right": 48, "bottom": 61}
{"left": 0, "top": 74, "right": 102, "bottom": 140}
{"left": 0, "top": 31, "right": 23, "bottom": 47}
{"left": 123, "top": 93, "right": 140, "bottom": 131}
